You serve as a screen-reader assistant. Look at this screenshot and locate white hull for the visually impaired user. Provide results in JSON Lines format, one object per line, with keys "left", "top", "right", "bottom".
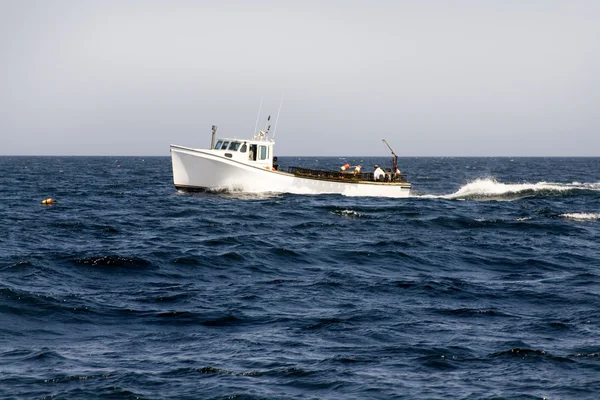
{"left": 171, "top": 145, "right": 411, "bottom": 198}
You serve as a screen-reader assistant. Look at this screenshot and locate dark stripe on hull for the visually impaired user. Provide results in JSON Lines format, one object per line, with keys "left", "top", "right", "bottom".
{"left": 174, "top": 185, "right": 212, "bottom": 193}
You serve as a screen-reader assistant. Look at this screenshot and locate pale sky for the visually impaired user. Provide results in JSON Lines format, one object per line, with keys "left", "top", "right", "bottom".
{"left": 1, "top": 0, "right": 599, "bottom": 156}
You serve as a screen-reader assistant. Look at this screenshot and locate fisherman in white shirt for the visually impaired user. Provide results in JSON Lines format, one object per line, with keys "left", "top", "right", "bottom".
{"left": 373, "top": 164, "right": 385, "bottom": 181}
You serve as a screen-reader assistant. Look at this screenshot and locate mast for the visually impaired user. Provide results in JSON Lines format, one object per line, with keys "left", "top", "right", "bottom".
{"left": 211, "top": 125, "right": 218, "bottom": 149}
{"left": 382, "top": 139, "right": 398, "bottom": 172}
{"left": 263, "top": 115, "right": 271, "bottom": 138}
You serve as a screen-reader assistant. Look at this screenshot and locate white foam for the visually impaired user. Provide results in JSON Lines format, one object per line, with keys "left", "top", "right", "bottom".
{"left": 516, "top": 217, "right": 532, "bottom": 222}
{"left": 219, "top": 191, "right": 284, "bottom": 200}
{"left": 334, "top": 209, "right": 362, "bottom": 218}
{"left": 560, "top": 213, "right": 600, "bottom": 221}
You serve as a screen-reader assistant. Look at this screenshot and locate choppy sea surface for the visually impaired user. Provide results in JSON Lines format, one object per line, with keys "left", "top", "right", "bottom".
{"left": 1, "top": 156, "right": 600, "bottom": 400}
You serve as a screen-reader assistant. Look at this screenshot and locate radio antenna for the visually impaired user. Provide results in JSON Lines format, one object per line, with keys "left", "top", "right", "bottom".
{"left": 253, "top": 97, "right": 263, "bottom": 135}
{"left": 272, "top": 94, "right": 284, "bottom": 140}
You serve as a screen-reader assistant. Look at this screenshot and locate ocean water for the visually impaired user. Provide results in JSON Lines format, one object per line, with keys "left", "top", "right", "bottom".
{"left": 1, "top": 156, "right": 599, "bottom": 399}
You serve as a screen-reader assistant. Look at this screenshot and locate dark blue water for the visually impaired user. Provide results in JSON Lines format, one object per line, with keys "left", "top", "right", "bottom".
{"left": 1, "top": 156, "right": 599, "bottom": 399}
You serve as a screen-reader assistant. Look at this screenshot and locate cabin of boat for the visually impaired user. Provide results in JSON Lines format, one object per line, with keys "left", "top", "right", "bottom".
{"left": 208, "top": 130, "right": 275, "bottom": 171}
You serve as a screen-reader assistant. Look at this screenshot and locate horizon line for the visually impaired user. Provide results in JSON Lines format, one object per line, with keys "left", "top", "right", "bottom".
{"left": 1, "top": 154, "right": 599, "bottom": 158}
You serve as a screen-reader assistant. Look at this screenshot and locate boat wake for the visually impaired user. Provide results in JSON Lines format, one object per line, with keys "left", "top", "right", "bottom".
{"left": 205, "top": 188, "right": 285, "bottom": 200}
{"left": 417, "top": 178, "right": 600, "bottom": 201}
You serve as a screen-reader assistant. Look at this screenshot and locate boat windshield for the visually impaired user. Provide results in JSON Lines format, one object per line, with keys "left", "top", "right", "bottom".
{"left": 228, "top": 142, "right": 241, "bottom": 151}
{"left": 214, "top": 140, "right": 223, "bottom": 150}
{"left": 220, "top": 141, "right": 230, "bottom": 150}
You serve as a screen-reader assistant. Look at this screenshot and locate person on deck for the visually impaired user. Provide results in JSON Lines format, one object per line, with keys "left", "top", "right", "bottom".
{"left": 373, "top": 165, "right": 385, "bottom": 181}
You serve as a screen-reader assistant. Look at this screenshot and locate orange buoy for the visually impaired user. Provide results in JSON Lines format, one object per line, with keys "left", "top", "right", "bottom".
{"left": 340, "top": 163, "right": 350, "bottom": 171}
{"left": 41, "top": 198, "right": 54, "bottom": 205}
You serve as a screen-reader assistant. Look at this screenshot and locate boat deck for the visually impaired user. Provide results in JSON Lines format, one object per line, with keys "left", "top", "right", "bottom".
{"left": 287, "top": 166, "right": 408, "bottom": 183}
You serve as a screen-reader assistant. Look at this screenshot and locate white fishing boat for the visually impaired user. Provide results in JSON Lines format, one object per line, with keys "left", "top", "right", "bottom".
{"left": 170, "top": 122, "right": 411, "bottom": 198}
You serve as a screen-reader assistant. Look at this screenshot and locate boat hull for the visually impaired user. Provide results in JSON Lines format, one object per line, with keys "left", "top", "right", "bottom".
{"left": 170, "top": 145, "right": 411, "bottom": 198}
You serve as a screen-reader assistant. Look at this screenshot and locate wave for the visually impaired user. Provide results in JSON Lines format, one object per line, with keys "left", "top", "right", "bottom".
{"left": 560, "top": 213, "right": 600, "bottom": 221}
{"left": 490, "top": 348, "right": 548, "bottom": 358}
{"left": 331, "top": 209, "right": 364, "bottom": 218}
{"left": 418, "top": 178, "right": 600, "bottom": 201}
{"left": 72, "top": 255, "right": 153, "bottom": 269}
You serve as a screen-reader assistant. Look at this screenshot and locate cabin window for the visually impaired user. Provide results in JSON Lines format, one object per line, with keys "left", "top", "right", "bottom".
{"left": 220, "top": 141, "right": 230, "bottom": 150}
{"left": 229, "top": 142, "right": 241, "bottom": 151}
{"left": 240, "top": 143, "right": 247, "bottom": 153}
{"left": 214, "top": 140, "right": 223, "bottom": 150}
{"left": 259, "top": 146, "right": 268, "bottom": 160}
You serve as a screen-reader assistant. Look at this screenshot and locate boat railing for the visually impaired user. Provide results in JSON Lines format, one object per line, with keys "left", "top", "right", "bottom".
{"left": 383, "top": 168, "right": 409, "bottom": 183}
{"left": 287, "top": 166, "right": 408, "bottom": 183}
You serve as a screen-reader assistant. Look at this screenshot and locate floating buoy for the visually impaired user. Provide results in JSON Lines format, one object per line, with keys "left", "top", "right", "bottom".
{"left": 41, "top": 198, "right": 54, "bottom": 205}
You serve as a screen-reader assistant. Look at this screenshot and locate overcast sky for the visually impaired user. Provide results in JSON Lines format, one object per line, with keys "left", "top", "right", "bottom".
{"left": 1, "top": 0, "right": 599, "bottom": 156}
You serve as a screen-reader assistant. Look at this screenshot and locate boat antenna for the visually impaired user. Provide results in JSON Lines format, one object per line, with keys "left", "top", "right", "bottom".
{"left": 253, "top": 97, "right": 263, "bottom": 135}
{"left": 382, "top": 139, "right": 398, "bottom": 172}
{"left": 272, "top": 94, "right": 284, "bottom": 140}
